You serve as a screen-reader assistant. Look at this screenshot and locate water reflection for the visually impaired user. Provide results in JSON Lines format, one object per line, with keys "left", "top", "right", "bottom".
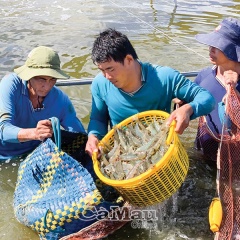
{"left": 149, "top": 0, "right": 177, "bottom": 27}
{"left": 1, "top": 0, "right": 240, "bottom": 76}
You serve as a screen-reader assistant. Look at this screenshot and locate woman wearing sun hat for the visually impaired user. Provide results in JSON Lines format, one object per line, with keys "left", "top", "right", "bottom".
{"left": 194, "top": 18, "right": 240, "bottom": 240}
{"left": 0, "top": 46, "right": 85, "bottom": 160}
{"left": 194, "top": 17, "right": 240, "bottom": 161}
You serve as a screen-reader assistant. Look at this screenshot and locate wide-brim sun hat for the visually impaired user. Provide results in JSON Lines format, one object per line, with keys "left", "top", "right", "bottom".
{"left": 14, "top": 46, "right": 69, "bottom": 80}
{"left": 195, "top": 17, "right": 240, "bottom": 62}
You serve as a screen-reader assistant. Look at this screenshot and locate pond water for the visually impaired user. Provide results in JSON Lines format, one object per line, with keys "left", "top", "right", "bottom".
{"left": 0, "top": 0, "right": 240, "bottom": 239}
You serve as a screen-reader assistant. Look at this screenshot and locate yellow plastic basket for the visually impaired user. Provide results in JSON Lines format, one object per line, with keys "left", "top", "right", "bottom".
{"left": 92, "top": 110, "right": 189, "bottom": 207}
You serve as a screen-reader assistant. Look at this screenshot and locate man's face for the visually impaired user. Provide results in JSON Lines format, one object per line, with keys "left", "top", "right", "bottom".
{"left": 29, "top": 76, "right": 57, "bottom": 97}
{"left": 96, "top": 57, "right": 132, "bottom": 89}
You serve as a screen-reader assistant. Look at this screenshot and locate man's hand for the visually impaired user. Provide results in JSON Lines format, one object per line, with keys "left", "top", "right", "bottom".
{"left": 85, "top": 134, "right": 99, "bottom": 157}
{"left": 18, "top": 119, "right": 53, "bottom": 142}
{"left": 34, "top": 120, "right": 53, "bottom": 141}
{"left": 166, "top": 104, "right": 193, "bottom": 134}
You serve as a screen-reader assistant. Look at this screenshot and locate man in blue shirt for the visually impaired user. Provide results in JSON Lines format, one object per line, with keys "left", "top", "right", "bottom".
{"left": 85, "top": 28, "right": 215, "bottom": 157}
{"left": 0, "top": 46, "right": 85, "bottom": 160}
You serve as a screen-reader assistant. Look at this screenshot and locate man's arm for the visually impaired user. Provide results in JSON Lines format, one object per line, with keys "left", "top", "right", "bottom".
{"left": 168, "top": 71, "right": 215, "bottom": 134}
{"left": 173, "top": 72, "right": 215, "bottom": 120}
{"left": 17, "top": 120, "right": 53, "bottom": 142}
{"left": 87, "top": 78, "right": 109, "bottom": 139}
{"left": 58, "top": 93, "right": 86, "bottom": 133}
{"left": 86, "top": 77, "right": 110, "bottom": 157}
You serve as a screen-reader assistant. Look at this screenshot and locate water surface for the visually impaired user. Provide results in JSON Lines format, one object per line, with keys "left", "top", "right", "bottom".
{"left": 0, "top": 0, "right": 239, "bottom": 239}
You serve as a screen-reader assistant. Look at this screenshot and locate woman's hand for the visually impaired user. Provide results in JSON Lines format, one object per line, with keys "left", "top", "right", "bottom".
{"left": 223, "top": 70, "right": 239, "bottom": 88}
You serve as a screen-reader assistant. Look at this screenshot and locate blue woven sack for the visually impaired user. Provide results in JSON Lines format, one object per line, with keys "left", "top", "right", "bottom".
{"left": 13, "top": 117, "right": 123, "bottom": 240}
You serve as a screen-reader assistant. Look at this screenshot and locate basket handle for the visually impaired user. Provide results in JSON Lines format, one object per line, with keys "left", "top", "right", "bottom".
{"left": 92, "top": 151, "right": 99, "bottom": 166}
{"left": 49, "top": 117, "right": 61, "bottom": 149}
{"left": 166, "top": 120, "right": 176, "bottom": 145}
{"left": 44, "top": 209, "right": 65, "bottom": 233}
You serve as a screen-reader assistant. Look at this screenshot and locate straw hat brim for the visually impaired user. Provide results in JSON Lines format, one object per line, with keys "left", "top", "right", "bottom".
{"left": 14, "top": 65, "right": 70, "bottom": 80}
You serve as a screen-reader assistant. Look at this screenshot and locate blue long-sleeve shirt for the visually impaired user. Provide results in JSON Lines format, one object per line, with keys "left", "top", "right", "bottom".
{"left": 88, "top": 61, "right": 215, "bottom": 139}
{"left": 0, "top": 73, "right": 85, "bottom": 160}
{"left": 194, "top": 65, "right": 240, "bottom": 161}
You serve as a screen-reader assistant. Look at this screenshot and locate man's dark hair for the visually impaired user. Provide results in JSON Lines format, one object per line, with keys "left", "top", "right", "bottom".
{"left": 91, "top": 28, "right": 138, "bottom": 64}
